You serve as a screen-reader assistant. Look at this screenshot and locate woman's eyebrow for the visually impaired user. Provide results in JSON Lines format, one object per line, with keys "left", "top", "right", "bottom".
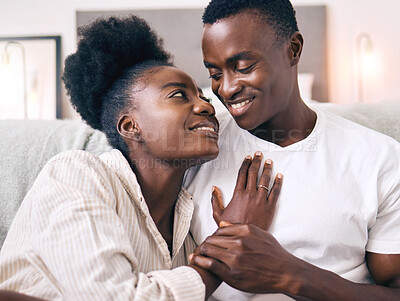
{"left": 161, "top": 82, "right": 188, "bottom": 90}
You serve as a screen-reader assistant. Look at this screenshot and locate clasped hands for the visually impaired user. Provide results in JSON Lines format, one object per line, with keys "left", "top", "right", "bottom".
{"left": 190, "top": 152, "right": 302, "bottom": 295}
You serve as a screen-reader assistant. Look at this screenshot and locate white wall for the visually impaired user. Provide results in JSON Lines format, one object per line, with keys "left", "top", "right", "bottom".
{"left": 292, "top": 0, "right": 400, "bottom": 104}
{"left": 1, "top": 0, "right": 399, "bottom": 118}
{"left": 0, "top": 0, "right": 210, "bottom": 119}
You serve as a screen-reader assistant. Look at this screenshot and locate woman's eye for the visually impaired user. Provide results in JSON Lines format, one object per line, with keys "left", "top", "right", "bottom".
{"left": 200, "top": 95, "right": 212, "bottom": 103}
{"left": 171, "top": 91, "right": 186, "bottom": 98}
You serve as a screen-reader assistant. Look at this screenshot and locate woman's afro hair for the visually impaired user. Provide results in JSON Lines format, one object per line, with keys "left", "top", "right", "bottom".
{"left": 63, "top": 15, "right": 172, "bottom": 131}
{"left": 202, "top": 0, "right": 298, "bottom": 42}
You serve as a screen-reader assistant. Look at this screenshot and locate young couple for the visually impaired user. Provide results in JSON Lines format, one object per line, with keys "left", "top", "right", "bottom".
{"left": 1, "top": 0, "right": 400, "bottom": 300}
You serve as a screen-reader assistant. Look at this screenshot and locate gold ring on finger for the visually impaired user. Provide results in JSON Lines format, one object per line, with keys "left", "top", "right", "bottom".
{"left": 258, "top": 184, "right": 270, "bottom": 192}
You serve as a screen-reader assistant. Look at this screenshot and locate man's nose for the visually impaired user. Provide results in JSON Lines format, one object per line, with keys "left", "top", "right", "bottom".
{"left": 218, "top": 74, "right": 241, "bottom": 100}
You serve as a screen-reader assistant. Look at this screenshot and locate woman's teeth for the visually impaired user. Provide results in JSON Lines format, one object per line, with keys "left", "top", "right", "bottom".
{"left": 231, "top": 99, "right": 251, "bottom": 109}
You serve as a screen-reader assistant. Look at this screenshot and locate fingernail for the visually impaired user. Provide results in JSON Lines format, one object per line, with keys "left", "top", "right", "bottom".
{"left": 266, "top": 159, "right": 272, "bottom": 165}
{"left": 188, "top": 253, "right": 194, "bottom": 261}
{"left": 255, "top": 151, "right": 262, "bottom": 156}
{"left": 245, "top": 155, "right": 252, "bottom": 160}
{"left": 212, "top": 186, "right": 215, "bottom": 193}
{"left": 220, "top": 221, "right": 233, "bottom": 227}
{"left": 277, "top": 173, "right": 283, "bottom": 179}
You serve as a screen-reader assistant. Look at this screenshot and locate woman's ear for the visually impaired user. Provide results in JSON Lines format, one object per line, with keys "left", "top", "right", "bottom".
{"left": 289, "top": 32, "right": 303, "bottom": 67}
{"left": 117, "top": 115, "right": 143, "bottom": 142}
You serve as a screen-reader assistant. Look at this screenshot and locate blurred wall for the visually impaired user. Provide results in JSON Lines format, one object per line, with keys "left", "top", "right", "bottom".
{"left": 0, "top": 0, "right": 399, "bottom": 118}
{"left": 292, "top": 0, "right": 400, "bottom": 104}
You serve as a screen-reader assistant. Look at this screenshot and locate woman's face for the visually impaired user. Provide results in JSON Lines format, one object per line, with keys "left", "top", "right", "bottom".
{"left": 126, "top": 66, "right": 219, "bottom": 166}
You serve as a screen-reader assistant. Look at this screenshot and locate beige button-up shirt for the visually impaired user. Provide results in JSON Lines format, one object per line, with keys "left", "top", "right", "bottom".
{"left": 0, "top": 150, "right": 204, "bottom": 300}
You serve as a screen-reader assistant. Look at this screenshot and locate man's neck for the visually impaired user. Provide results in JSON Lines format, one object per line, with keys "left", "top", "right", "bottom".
{"left": 249, "top": 99, "right": 317, "bottom": 147}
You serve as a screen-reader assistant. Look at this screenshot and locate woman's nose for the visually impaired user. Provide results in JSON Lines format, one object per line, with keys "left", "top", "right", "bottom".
{"left": 193, "top": 99, "right": 215, "bottom": 116}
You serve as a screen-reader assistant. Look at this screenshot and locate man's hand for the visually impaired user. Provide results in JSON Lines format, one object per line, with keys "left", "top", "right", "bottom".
{"left": 189, "top": 224, "right": 303, "bottom": 295}
{"left": 211, "top": 152, "right": 283, "bottom": 230}
{"left": 191, "top": 225, "right": 400, "bottom": 300}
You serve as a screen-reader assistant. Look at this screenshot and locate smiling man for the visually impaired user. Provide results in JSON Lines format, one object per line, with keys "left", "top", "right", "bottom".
{"left": 185, "top": 0, "right": 400, "bottom": 300}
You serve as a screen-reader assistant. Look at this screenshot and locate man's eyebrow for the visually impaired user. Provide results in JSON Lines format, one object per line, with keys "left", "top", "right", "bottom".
{"left": 160, "top": 82, "right": 188, "bottom": 90}
{"left": 204, "top": 51, "right": 255, "bottom": 69}
{"left": 204, "top": 61, "right": 217, "bottom": 69}
{"left": 226, "top": 51, "right": 255, "bottom": 65}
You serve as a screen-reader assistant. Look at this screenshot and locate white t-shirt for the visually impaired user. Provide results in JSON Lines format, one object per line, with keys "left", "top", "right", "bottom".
{"left": 184, "top": 106, "right": 400, "bottom": 300}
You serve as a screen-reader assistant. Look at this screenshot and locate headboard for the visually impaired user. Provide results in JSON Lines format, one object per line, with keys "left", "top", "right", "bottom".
{"left": 76, "top": 5, "right": 328, "bottom": 102}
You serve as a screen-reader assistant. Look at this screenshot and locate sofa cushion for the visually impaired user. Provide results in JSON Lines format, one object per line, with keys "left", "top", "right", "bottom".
{"left": 314, "top": 100, "right": 400, "bottom": 142}
{"left": 0, "top": 120, "right": 112, "bottom": 248}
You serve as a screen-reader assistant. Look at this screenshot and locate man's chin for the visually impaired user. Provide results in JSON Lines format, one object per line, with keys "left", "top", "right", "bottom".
{"left": 233, "top": 116, "right": 259, "bottom": 132}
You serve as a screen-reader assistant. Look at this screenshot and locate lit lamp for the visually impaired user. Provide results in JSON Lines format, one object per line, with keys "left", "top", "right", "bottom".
{"left": 1, "top": 41, "right": 28, "bottom": 118}
{"left": 356, "top": 33, "right": 375, "bottom": 103}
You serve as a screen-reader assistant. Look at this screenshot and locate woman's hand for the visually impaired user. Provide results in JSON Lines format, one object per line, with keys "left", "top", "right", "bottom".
{"left": 211, "top": 151, "right": 283, "bottom": 230}
{"left": 189, "top": 153, "right": 289, "bottom": 295}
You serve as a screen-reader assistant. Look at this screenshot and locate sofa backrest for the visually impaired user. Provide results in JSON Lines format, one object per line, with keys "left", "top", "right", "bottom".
{"left": 0, "top": 101, "right": 399, "bottom": 249}
{"left": 316, "top": 101, "right": 400, "bottom": 142}
{"left": 0, "top": 120, "right": 112, "bottom": 248}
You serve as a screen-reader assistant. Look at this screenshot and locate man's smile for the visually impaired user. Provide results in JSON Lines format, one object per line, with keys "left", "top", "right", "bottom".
{"left": 226, "top": 96, "right": 255, "bottom": 116}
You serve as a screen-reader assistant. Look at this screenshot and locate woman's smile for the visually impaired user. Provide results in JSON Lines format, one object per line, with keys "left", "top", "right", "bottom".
{"left": 189, "top": 120, "right": 219, "bottom": 139}
{"left": 129, "top": 65, "right": 220, "bottom": 163}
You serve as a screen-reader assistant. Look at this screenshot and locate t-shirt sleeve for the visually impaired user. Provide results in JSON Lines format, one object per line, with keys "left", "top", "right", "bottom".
{"left": 26, "top": 151, "right": 205, "bottom": 300}
{"left": 366, "top": 144, "right": 400, "bottom": 254}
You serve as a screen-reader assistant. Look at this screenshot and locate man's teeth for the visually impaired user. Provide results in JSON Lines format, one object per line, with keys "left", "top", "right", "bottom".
{"left": 194, "top": 126, "right": 216, "bottom": 132}
{"left": 231, "top": 99, "right": 251, "bottom": 109}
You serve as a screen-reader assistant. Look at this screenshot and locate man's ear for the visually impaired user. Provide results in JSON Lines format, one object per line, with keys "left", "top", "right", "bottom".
{"left": 117, "top": 115, "right": 143, "bottom": 142}
{"left": 289, "top": 32, "right": 303, "bottom": 66}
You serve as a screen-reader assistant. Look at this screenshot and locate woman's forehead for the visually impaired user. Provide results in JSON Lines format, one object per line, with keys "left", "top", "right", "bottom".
{"left": 132, "top": 65, "right": 200, "bottom": 99}
{"left": 151, "top": 66, "right": 198, "bottom": 89}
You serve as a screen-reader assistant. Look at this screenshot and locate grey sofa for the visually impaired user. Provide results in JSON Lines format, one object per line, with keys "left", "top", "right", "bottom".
{"left": 1, "top": 101, "right": 400, "bottom": 248}
{"left": 0, "top": 120, "right": 112, "bottom": 247}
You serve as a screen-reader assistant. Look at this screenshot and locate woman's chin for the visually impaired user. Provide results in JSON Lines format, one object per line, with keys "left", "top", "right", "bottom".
{"left": 197, "top": 147, "right": 220, "bottom": 165}
{"left": 200, "top": 150, "right": 219, "bottom": 163}
{"left": 182, "top": 147, "right": 220, "bottom": 168}
{"left": 151, "top": 146, "right": 219, "bottom": 169}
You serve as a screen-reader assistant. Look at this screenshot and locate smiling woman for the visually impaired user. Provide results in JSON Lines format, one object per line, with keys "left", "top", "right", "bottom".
{"left": 0, "top": 14, "right": 283, "bottom": 301}
{"left": 0, "top": 15, "right": 218, "bottom": 301}
{"left": 122, "top": 66, "right": 219, "bottom": 165}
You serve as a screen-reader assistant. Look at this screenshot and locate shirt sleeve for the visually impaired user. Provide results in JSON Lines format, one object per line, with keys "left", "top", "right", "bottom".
{"left": 27, "top": 151, "right": 205, "bottom": 301}
{"left": 366, "top": 144, "right": 400, "bottom": 254}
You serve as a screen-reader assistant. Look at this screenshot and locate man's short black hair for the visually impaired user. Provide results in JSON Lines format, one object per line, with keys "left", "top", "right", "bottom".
{"left": 203, "top": 0, "right": 299, "bottom": 42}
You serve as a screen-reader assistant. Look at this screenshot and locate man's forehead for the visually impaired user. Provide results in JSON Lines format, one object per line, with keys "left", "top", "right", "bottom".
{"left": 203, "top": 13, "right": 276, "bottom": 46}
{"left": 203, "top": 10, "right": 272, "bottom": 33}
{"left": 202, "top": 17, "right": 277, "bottom": 65}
